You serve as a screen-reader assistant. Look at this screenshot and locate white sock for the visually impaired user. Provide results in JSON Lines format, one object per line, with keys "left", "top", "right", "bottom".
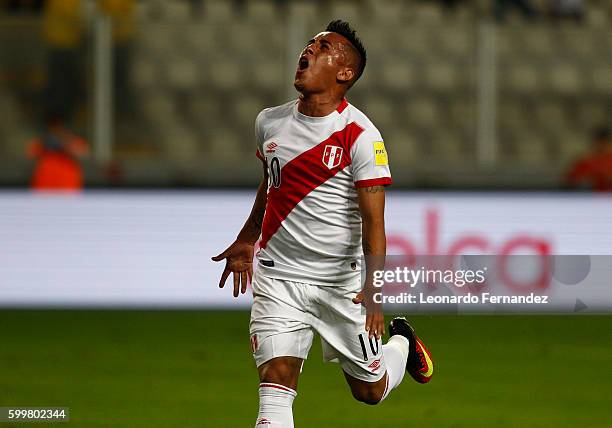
{"left": 380, "top": 335, "right": 410, "bottom": 401}
{"left": 255, "top": 383, "right": 296, "bottom": 428}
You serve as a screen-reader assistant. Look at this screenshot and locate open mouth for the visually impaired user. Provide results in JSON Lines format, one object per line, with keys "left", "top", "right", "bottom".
{"left": 298, "top": 56, "right": 309, "bottom": 71}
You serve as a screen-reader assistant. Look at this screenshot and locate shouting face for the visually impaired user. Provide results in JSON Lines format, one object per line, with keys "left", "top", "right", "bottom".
{"left": 294, "top": 31, "right": 359, "bottom": 95}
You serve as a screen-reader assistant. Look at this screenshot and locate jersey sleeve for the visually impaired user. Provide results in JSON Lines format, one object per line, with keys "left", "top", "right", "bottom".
{"left": 350, "top": 127, "right": 392, "bottom": 188}
{"left": 254, "top": 110, "right": 266, "bottom": 162}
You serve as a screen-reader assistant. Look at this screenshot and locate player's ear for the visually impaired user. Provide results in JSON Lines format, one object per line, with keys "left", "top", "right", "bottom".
{"left": 337, "top": 67, "right": 354, "bottom": 84}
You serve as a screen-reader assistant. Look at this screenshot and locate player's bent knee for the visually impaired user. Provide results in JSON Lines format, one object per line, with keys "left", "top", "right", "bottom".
{"left": 344, "top": 371, "right": 387, "bottom": 405}
{"left": 350, "top": 387, "right": 384, "bottom": 406}
{"left": 348, "top": 380, "right": 386, "bottom": 405}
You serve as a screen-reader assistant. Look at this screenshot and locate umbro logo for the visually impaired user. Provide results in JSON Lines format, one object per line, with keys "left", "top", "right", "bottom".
{"left": 265, "top": 142, "right": 278, "bottom": 153}
{"left": 368, "top": 359, "right": 381, "bottom": 372}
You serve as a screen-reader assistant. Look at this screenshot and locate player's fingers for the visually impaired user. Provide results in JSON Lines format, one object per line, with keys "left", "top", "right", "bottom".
{"left": 247, "top": 266, "right": 253, "bottom": 284}
{"left": 241, "top": 271, "right": 248, "bottom": 294}
{"left": 211, "top": 248, "right": 229, "bottom": 262}
{"left": 365, "top": 313, "right": 373, "bottom": 336}
{"left": 374, "top": 314, "right": 385, "bottom": 339}
{"left": 219, "top": 267, "right": 231, "bottom": 288}
{"left": 233, "top": 272, "right": 240, "bottom": 298}
{"left": 352, "top": 293, "right": 364, "bottom": 304}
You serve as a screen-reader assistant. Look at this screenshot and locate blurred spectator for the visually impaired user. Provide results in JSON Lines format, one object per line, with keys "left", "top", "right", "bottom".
{"left": 98, "top": 0, "right": 135, "bottom": 116}
{"left": 494, "top": 0, "right": 537, "bottom": 22}
{"left": 27, "top": 112, "right": 89, "bottom": 191}
{"left": 42, "top": 0, "right": 85, "bottom": 121}
{"left": 3, "top": 0, "right": 44, "bottom": 13}
{"left": 548, "top": 0, "right": 583, "bottom": 23}
{"left": 565, "top": 127, "right": 612, "bottom": 192}
{"left": 437, "top": 0, "right": 462, "bottom": 13}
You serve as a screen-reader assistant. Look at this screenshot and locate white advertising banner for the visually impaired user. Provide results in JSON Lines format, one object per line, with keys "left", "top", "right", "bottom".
{"left": 0, "top": 191, "right": 610, "bottom": 309}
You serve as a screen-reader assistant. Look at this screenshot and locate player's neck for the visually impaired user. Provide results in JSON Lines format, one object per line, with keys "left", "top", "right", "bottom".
{"left": 297, "top": 93, "right": 344, "bottom": 117}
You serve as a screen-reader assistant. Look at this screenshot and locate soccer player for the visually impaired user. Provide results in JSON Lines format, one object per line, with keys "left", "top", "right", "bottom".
{"left": 212, "top": 20, "right": 434, "bottom": 427}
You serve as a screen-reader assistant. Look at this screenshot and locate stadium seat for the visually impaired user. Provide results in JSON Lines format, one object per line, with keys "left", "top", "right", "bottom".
{"left": 166, "top": 58, "right": 199, "bottom": 91}
{"left": 251, "top": 62, "right": 284, "bottom": 91}
{"left": 507, "top": 64, "right": 540, "bottom": 93}
{"left": 205, "top": 0, "right": 235, "bottom": 22}
{"left": 435, "top": 26, "right": 472, "bottom": 59}
{"left": 366, "top": 0, "right": 404, "bottom": 22}
{"left": 130, "top": 56, "right": 159, "bottom": 91}
{"left": 559, "top": 134, "right": 588, "bottom": 163}
{"left": 207, "top": 128, "right": 244, "bottom": 160}
{"left": 404, "top": 98, "right": 439, "bottom": 129}
{"left": 188, "top": 98, "right": 222, "bottom": 127}
{"left": 412, "top": 2, "right": 444, "bottom": 24}
{"left": 287, "top": 0, "right": 320, "bottom": 21}
{"left": 590, "top": 64, "right": 612, "bottom": 92}
{"left": 142, "top": 94, "right": 178, "bottom": 126}
{"left": 208, "top": 60, "right": 243, "bottom": 90}
{"left": 384, "top": 129, "right": 419, "bottom": 166}
{"left": 164, "top": 0, "right": 191, "bottom": 21}
{"left": 425, "top": 62, "right": 457, "bottom": 92}
{"left": 329, "top": 1, "right": 362, "bottom": 26}
{"left": 363, "top": 97, "right": 395, "bottom": 128}
{"left": 163, "top": 126, "right": 202, "bottom": 161}
{"left": 397, "top": 29, "right": 431, "bottom": 57}
{"left": 513, "top": 133, "right": 550, "bottom": 165}
{"left": 534, "top": 102, "right": 566, "bottom": 129}
{"left": 586, "top": 7, "right": 608, "bottom": 26}
{"left": 186, "top": 25, "right": 218, "bottom": 59}
{"left": 380, "top": 60, "right": 416, "bottom": 91}
{"left": 233, "top": 95, "right": 265, "bottom": 128}
{"left": 549, "top": 63, "right": 582, "bottom": 95}
{"left": 246, "top": 0, "right": 277, "bottom": 23}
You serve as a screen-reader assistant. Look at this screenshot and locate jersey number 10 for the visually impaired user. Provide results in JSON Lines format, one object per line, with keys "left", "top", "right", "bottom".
{"left": 269, "top": 157, "right": 281, "bottom": 188}
{"left": 358, "top": 333, "right": 380, "bottom": 361}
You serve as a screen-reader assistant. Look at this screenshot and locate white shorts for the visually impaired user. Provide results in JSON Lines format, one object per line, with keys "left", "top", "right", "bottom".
{"left": 249, "top": 269, "right": 386, "bottom": 382}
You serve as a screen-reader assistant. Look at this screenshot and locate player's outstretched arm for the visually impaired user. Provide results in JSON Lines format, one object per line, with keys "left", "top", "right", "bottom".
{"left": 211, "top": 163, "right": 268, "bottom": 297}
{"left": 353, "top": 185, "right": 387, "bottom": 339}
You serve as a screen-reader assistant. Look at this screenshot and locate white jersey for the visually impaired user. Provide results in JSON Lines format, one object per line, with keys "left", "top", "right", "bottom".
{"left": 255, "top": 98, "right": 392, "bottom": 285}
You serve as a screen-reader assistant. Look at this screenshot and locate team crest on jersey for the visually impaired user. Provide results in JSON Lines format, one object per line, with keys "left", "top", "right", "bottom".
{"left": 322, "top": 145, "right": 343, "bottom": 169}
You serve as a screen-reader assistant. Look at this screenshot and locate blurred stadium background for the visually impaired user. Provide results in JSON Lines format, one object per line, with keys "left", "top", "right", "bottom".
{"left": 1, "top": 1, "right": 611, "bottom": 427}
{"left": 0, "top": 0, "right": 610, "bottom": 188}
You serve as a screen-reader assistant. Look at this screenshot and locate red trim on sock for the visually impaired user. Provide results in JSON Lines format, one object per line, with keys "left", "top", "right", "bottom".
{"left": 259, "top": 383, "right": 295, "bottom": 394}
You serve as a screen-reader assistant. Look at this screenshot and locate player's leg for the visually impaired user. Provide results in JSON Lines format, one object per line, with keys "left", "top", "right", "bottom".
{"left": 340, "top": 332, "right": 410, "bottom": 405}
{"left": 255, "top": 356, "right": 302, "bottom": 428}
{"left": 250, "top": 273, "right": 314, "bottom": 427}
{"left": 258, "top": 356, "right": 303, "bottom": 390}
{"left": 342, "top": 369, "right": 388, "bottom": 405}
{"left": 312, "top": 281, "right": 421, "bottom": 405}
{"left": 341, "top": 318, "right": 436, "bottom": 404}
{"left": 314, "top": 282, "right": 408, "bottom": 404}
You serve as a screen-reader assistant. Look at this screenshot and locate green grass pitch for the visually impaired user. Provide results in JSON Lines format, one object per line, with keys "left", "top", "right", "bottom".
{"left": 0, "top": 311, "right": 611, "bottom": 427}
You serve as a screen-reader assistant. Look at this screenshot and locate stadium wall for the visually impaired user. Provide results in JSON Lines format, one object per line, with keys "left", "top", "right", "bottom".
{"left": 0, "top": 191, "right": 610, "bottom": 308}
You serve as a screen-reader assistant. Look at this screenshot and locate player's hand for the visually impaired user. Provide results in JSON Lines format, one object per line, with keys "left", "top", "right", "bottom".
{"left": 211, "top": 240, "right": 254, "bottom": 298}
{"left": 353, "top": 285, "right": 384, "bottom": 340}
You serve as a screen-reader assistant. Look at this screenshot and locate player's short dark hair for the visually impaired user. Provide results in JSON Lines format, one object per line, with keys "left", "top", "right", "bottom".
{"left": 326, "top": 19, "right": 367, "bottom": 83}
